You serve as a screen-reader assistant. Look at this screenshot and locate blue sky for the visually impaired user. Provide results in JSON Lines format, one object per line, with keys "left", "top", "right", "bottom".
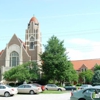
{"left": 0, "top": 0, "right": 100, "bottom": 60}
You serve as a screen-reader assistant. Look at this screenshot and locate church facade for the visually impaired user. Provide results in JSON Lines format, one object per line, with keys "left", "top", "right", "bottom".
{"left": 0, "top": 17, "right": 42, "bottom": 81}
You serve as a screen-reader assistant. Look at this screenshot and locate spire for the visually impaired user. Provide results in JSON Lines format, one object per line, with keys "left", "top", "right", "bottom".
{"left": 29, "top": 15, "right": 38, "bottom": 23}
{"left": 33, "top": 14, "right": 35, "bottom": 17}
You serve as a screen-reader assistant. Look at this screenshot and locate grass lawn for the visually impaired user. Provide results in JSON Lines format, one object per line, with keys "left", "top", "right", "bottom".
{"left": 41, "top": 90, "right": 68, "bottom": 94}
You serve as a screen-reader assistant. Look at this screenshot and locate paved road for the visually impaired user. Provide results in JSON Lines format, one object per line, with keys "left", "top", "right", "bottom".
{"left": 0, "top": 92, "right": 71, "bottom": 100}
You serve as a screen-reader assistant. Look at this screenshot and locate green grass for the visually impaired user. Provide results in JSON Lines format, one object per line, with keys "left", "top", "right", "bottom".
{"left": 41, "top": 90, "right": 68, "bottom": 94}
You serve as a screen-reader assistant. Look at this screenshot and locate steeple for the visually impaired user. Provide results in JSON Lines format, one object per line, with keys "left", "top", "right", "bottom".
{"left": 25, "top": 16, "right": 42, "bottom": 65}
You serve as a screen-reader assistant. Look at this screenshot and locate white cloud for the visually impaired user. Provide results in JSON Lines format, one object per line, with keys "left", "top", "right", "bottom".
{"left": 67, "top": 38, "right": 100, "bottom": 46}
{"left": 88, "top": 43, "right": 100, "bottom": 58}
{"left": 67, "top": 48, "right": 85, "bottom": 60}
{"left": 66, "top": 38, "right": 100, "bottom": 60}
{"left": 67, "top": 38, "right": 91, "bottom": 45}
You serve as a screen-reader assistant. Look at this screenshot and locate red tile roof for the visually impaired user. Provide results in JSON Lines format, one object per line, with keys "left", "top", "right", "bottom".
{"left": 29, "top": 17, "right": 38, "bottom": 23}
{"left": 71, "top": 59, "right": 100, "bottom": 70}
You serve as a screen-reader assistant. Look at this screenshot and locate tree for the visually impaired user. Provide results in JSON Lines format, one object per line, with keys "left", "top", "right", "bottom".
{"left": 3, "top": 65, "right": 30, "bottom": 82}
{"left": 28, "top": 61, "right": 41, "bottom": 80}
{"left": 79, "top": 70, "right": 94, "bottom": 84}
{"left": 65, "top": 62, "right": 78, "bottom": 84}
{"left": 92, "top": 70, "right": 100, "bottom": 85}
{"left": 40, "top": 35, "right": 78, "bottom": 84}
{"left": 94, "top": 64, "right": 100, "bottom": 72}
{"left": 3, "top": 61, "right": 40, "bottom": 83}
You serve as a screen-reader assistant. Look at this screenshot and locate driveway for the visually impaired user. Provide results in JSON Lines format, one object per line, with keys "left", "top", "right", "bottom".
{"left": 0, "top": 92, "right": 71, "bottom": 100}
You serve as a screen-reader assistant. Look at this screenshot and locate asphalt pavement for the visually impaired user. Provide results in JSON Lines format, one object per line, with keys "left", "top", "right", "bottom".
{"left": 0, "top": 92, "right": 71, "bottom": 100}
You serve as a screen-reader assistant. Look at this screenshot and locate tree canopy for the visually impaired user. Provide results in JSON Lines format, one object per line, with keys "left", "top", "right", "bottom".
{"left": 65, "top": 62, "right": 78, "bottom": 84}
{"left": 92, "top": 70, "right": 100, "bottom": 85}
{"left": 94, "top": 64, "right": 100, "bottom": 72}
{"left": 79, "top": 70, "right": 94, "bottom": 84}
{"left": 3, "top": 61, "right": 40, "bottom": 83}
{"left": 40, "top": 35, "right": 78, "bottom": 84}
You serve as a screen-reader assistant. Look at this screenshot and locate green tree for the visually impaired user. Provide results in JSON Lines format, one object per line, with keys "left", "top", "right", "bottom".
{"left": 65, "top": 62, "right": 78, "bottom": 84}
{"left": 40, "top": 35, "right": 78, "bottom": 84}
{"left": 3, "top": 61, "right": 40, "bottom": 83}
{"left": 79, "top": 70, "right": 94, "bottom": 84}
{"left": 94, "top": 64, "right": 100, "bottom": 72}
{"left": 3, "top": 65, "right": 30, "bottom": 82}
{"left": 92, "top": 70, "right": 100, "bottom": 85}
{"left": 28, "top": 61, "right": 41, "bottom": 80}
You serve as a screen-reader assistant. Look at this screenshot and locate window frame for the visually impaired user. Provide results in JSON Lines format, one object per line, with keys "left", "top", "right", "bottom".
{"left": 29, "top": 36, "right": 34, "bottom": 50}
{"left": 10, "top": 51, "right": 19, "bottom": 67}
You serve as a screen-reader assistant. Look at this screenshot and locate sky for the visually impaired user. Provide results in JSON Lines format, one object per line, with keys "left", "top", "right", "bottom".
{"left": 0, "top": 0, "right": 100, "bottom": 61}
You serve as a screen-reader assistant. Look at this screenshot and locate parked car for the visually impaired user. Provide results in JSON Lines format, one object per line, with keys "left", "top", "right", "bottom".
{"left": 45, "top": 84, "right": 65, "bottom": 91}
{"left": 64, "top": 85, "right": 77, "bottom": 91}
{"left": 70, "top": 86, "right": 100, "bottom": 100}
{"left": 17, "top": 84, "right": 42, "bottom": 94}
{"left": 33, "top": 83, "right": 45, "bottom": 91}
{"left": 0, "top": 84, "right": 18, "bottom": 97}
{"left": 78, "top": 84, "right": 92, "bottom": 90}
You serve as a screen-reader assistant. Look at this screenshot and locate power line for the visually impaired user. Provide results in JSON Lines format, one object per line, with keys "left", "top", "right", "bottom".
{"left": 0, "top": 29, "right": 100, "bottom": 39}
{"left": 0, "top": 32, "right": 99, "bottom": 42}
{"left": 0, "top": 29, "right": 100, "bottom": 51}
{"left": 0, "top": 40, "right": 100, "bottom": 51}
{"left": 42, "top": 29, "right": 100, "bottom": 36}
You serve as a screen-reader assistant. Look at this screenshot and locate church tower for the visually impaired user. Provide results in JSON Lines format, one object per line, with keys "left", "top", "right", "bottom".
{"left": 25, "top": 16, "right": 42, "bottom": 65}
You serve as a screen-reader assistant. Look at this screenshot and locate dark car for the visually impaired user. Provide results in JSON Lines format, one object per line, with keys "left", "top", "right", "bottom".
{"left": 64, "top": 85, "right": 77, "bottom": 91}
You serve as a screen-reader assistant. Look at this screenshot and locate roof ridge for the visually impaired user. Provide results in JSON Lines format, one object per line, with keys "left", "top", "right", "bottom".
{"left": 71, "top": 58, "right": 100, "bottom": 62}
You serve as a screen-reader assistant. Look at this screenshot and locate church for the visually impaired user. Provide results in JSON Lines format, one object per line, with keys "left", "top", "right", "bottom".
{"left": 0, "top": 17, "right": 42, "bottom": 81}
{"left": 1, "top": 16, "right": 100, "bottom": 83}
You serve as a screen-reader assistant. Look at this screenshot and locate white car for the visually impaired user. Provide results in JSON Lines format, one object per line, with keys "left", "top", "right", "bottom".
{"left": 0, "top": 84, "right": 18, "bottom": 97}
{"left": 70, "top": 86, "right": 100, "bottom": 100}
{"left": 45, "top": 84, "right": 65, "bottom": 91}
{"left": 17, "top": 84, "right": 42, "bottom": 94}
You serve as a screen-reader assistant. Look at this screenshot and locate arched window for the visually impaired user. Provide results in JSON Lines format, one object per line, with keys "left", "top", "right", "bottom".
{"left": 30, "top": 42, "right": 34, "bottom": 49}
{"left": 30, "top": 37, "right": 34, "bottom": 41}
{"left": 30, "top": 37, "right": 34, "bottom": 49}
{"left": 10, "top": 51, "right": 19, "bottom": 67}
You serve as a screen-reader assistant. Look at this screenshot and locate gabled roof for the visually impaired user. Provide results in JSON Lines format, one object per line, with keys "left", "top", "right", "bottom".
{"left": 8, "top": 34, "right": 26, "bottom": 49}
{"left": 18, "top": 38, "right": 26, "bottom": 49}
{"left": 71, "top": 59, "right": 100, "bottom": 70}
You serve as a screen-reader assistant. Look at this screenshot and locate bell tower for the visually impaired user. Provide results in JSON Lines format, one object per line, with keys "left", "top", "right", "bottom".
{"left": 25, "top": 16, "right": 42, "bottom": 65}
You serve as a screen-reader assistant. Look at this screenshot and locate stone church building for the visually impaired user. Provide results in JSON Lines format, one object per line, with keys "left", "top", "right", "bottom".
{"left": 0, "top": 17, "right": 42, "bottom": 81}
